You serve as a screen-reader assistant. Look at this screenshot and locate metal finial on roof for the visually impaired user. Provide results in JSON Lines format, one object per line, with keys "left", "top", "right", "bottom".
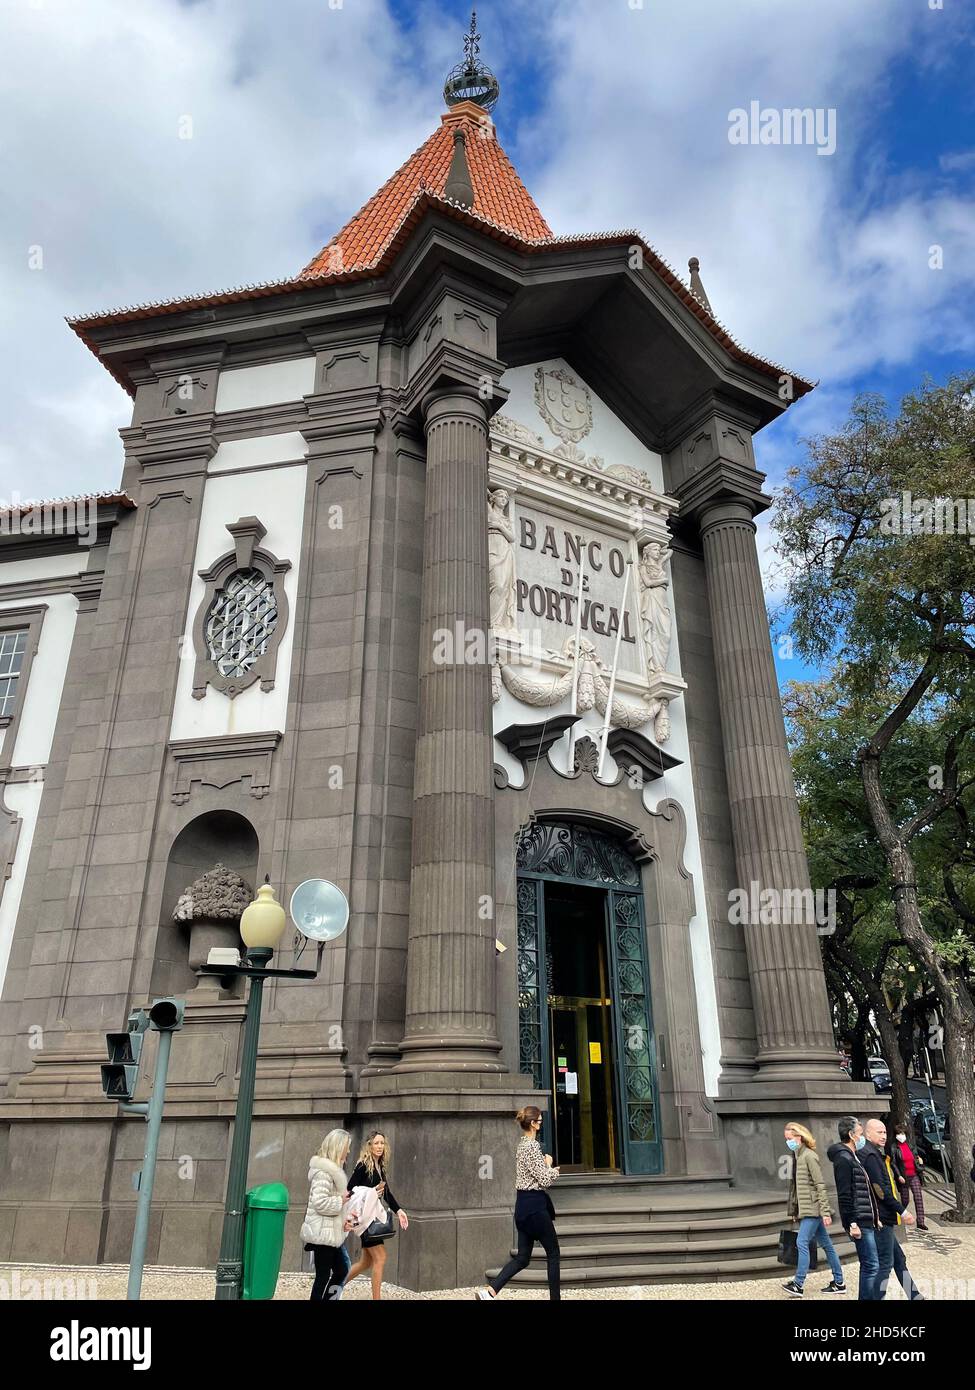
{"left": 443, "top": 7, "right": 500, "bottom": 112}
{"left": 688, "top": 256, "right": 712, "bottom": 313}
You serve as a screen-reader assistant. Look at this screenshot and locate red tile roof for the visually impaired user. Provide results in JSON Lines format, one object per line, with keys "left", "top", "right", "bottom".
{"left": 67, "top": 104, "right": 813, "bottom": 402}
{"left": 300, "top": 101, "right": 551, "bottom": 277}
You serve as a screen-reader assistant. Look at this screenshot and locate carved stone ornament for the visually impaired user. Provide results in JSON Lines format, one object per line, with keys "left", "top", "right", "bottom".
{"left": 637, "top": 540, "right": 674, "bottom": 674}
{"left": 487, "top": 488, "right": 518, "bottom": 633}
{"left": 534, "top": 366, "right": 593, "bottom": 445}
{"left": 192, "top": 516, "right": 291, "bottom": 700}
{"left": 491, "top": 413, "right": 649, "bottom": 483}
{"left": 493, "top": 636, "right": 673, "bottom": 744}
{"left": 173, "top": 861, "right": 252, "bottom": 977}
{"left": 172, "top": 862, "right": 252, "bottom": 924}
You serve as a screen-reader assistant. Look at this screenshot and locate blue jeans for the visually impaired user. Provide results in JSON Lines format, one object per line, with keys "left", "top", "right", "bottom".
{"left": 851, "top": 1225, "right": 880, "bottom": 1300}
{"left": 795, "top": 1216, "right": 844, "bottom": 1287}
{"left": 875, "top": 1226, "right": 922, "bottom": 1300}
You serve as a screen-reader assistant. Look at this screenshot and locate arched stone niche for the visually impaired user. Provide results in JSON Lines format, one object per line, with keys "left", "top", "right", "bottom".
{"left": 150, "top": 810, "right": 259, "bottom": 997}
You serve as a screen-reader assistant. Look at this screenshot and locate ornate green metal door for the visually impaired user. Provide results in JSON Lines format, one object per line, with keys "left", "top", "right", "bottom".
{"left": 514, "top": 820, "right": 662, "bottom": 1175}
{"left": 607, "top": 887, "right": 661, "bottom": 1174}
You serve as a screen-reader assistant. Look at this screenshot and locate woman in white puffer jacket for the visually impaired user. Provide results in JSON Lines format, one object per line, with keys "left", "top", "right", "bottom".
{"left": 301, "top": 1129, "right": 354, "bottom": 1301}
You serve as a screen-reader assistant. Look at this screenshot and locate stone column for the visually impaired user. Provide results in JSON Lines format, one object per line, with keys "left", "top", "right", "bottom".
{"left": 698, "top": 496, "right": 839, "bottom": 1079}
{"left": 394, "top": 386, "right": 504, "bottom": 1072}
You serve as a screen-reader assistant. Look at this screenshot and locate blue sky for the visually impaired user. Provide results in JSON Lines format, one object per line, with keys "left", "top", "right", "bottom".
{"left": 2, "top": 0, "right": 972, "bottom": 691}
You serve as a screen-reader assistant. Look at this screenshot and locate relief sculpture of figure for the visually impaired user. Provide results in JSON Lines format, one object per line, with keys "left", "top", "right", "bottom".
{"left": 487, "top": 488, "right": 518, "bottom": 634}
{"left": 638, "top": 540, "right": 673, "bottom": 673}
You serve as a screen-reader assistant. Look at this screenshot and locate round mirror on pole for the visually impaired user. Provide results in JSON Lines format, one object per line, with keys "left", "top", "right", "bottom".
{"left": 289, "top": 879, "right": 349, "bottom": 968}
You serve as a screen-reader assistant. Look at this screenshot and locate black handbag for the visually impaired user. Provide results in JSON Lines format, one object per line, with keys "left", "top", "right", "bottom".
{"left": 777, "top": 1227, "right": 818, "bottom": 1268}
{"left": 363, "top": 1206, "right": 397, "bottom": 1242}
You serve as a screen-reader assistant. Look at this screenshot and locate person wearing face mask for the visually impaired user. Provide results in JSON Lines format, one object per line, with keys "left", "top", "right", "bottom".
{"left": 781, "top": 1122, "right": 847, "bottom": 1296}
{"left": 888, "top": 1124, "right": 927, "bottom": 1231}
{"left": 827, "top": 1116, "right": 881, "bottom": 1300}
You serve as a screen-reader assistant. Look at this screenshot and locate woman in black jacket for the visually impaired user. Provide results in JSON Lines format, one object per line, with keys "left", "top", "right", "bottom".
{"left": 344, "top": 1131, "right": 408, "bottom": 1300}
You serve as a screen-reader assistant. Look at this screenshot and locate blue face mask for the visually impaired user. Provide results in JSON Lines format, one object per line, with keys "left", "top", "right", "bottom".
{"left": 855, "top": 1135, "right": 866, "bottom": 1150}
{"left": 786, "top": 1138, "right": 800, "bottom": 1152}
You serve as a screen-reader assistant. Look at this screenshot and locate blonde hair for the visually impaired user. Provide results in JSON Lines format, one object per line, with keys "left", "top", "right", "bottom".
{"left": 785, "top": 1122, "right": 817, "bottom": 1151}
{"left": 357, "top": 1130, "right": 390, "bottom": 1178}
{"left": 317, "top": 1128, "right": 351, "bottom": 1166}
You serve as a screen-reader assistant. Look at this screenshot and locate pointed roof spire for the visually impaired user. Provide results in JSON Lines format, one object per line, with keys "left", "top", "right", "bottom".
{"left": 443, "top": 7, "right": 500, "bottom": 113}
{"left": 688, "top": 256, "right": 712, "bottom": 313}
{"left": 444, "top": 126, "right": 475, "bottom": 208}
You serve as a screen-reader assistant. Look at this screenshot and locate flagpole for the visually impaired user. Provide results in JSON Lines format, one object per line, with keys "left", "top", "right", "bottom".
{"left": 568, "top": 551, "right": 585, "bottom": 769}
{"left": 597, "top": 562, "right": 632, "bottom": 780}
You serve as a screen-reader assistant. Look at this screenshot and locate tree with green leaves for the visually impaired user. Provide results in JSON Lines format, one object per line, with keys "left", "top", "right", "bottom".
{"left": 773, "top": 376, "right": 975, "bottom": 1220}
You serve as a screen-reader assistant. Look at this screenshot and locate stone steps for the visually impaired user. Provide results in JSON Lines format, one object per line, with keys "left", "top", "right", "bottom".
{"left": 487, "top": 1176, "right": 854, "bottom": 1288}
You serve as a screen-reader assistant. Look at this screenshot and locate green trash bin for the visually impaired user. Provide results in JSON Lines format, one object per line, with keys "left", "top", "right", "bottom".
{"left": 242, "top": 1182, "right": 289, "bottom": 1300}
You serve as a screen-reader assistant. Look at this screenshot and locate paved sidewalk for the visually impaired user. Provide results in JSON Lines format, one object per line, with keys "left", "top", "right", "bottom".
{"left": 3, "top": 1218, "right": 973, "bottom": 1300}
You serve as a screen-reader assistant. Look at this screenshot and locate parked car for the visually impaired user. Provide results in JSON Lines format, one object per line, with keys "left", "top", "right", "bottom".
{"left": 916, "top": 1112, "right": 953, "bottom": 1177}
{"left": 872, "top": 1069, "right": 893, "bottom": 1095}
{"left": 867, "top": 1055, "right": 887, "bottom": 1073}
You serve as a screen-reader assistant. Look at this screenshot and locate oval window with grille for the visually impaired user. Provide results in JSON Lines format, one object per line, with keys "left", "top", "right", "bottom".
{"left": 204, "top": 568, "right": 278, "bottom": 679}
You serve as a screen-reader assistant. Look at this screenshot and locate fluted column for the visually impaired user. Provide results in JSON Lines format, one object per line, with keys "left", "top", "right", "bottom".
{"left": 394, "top": 387, "right": 504, "bottom": 1072}
{"left": 699, "top": 498, "right": 839, "bottom": 1079}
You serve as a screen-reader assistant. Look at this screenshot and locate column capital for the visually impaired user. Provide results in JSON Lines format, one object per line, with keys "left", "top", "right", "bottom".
{"left": 403, "top": 340, "right": 508, "bottom": 425}
{"left": 673, "top": 456, "right": 771, "bottom": 529}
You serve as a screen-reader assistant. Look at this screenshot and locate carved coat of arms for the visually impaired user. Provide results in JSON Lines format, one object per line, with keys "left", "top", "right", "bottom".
{"left": 534, "top": 366, "right": 593, "bottom": 445}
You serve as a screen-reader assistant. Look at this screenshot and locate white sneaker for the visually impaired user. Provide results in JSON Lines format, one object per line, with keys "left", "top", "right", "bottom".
{"left": 474, "top": 1287, "right": 495, "bottom": 1300}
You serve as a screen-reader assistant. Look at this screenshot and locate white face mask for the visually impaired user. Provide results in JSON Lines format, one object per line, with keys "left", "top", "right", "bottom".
{"left": 896, "top": 1134, "right": 906, "bottom": 1143}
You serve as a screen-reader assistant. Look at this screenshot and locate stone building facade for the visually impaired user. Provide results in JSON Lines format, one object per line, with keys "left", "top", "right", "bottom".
{"left": 0, "top": 84, "right": 870, "bottom": 1289}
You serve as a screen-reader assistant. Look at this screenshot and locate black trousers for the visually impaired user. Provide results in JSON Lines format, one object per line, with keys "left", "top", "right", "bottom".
{"left": 309, "top": 1244, "right": 347, "bottom": 1301}
{"left": 490, "top": 1208, "right": 561, "bottom": 1301}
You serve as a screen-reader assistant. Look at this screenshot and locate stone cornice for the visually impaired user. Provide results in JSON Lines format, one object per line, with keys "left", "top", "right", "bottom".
{"left": 673, "top": 456, "right": 770, "bottom": 523}
{"left": 403, "top": 340, "right": 508, "bottom": 422}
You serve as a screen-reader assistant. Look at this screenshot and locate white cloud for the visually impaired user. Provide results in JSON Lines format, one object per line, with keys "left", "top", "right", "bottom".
{"left": 1, "top": 0, "right": 972, "bottom": 509}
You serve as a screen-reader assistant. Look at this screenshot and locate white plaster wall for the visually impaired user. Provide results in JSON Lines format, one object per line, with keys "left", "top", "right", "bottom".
{"left": 0, "top": 550, "right": 90, "bottom": 585}
{"left": 0, "top": 586, "right": 81, "bottom": 993}
{"left": 499, "top": 358, "right": 666, "bottom": 492}
{"left": 0, "top": 592, "right": 79, "bottom": 766}
{"left": 215, "top": 358, "right": 315, "bottom": 414}
{"left": 209, "top": 432, "right": 308, "bottom": 474}
{"left": 170, "top": 462, "right": 307, "bottom": 741}
{"left": 493, "top": 359, "right": 722, "bottom": 1094}
{"left": 0, "top": 779, "right": 42, "bottom": 993}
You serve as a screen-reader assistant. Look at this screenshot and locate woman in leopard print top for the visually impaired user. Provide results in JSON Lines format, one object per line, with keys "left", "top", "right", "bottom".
{"left": 476, "top": 1106, "right": 561, "bottom": 1301}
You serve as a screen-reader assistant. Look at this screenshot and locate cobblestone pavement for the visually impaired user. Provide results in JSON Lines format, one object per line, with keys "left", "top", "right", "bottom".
{"left": 3, "top": 1213, "right": 974, "bottom": 1301}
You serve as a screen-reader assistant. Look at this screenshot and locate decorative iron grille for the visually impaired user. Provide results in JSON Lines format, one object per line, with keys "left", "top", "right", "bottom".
{"left": 516, "top": 877, "right": 543, "bottom": 1088}
{"left": 204, "top": 569, "right": 278, "bottom": 680}
{"left": 614, "top": 891, "right": 657, "bottom": 1145}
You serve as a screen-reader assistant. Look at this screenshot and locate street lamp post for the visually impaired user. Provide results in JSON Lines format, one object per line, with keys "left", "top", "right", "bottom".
{"left": 210, "top": 880, "right": 306, "bottom": 1301}
{"left": 207, "top": 876, "right": 349, "bottom": 1302}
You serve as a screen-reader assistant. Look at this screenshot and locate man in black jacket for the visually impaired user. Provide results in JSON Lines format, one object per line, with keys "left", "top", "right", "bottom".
{"left": 862, "top": 1118, "right": 922, "bottom": 1301}
{"left": 827, "top": 1116, "right": 881, "bottom": 1300}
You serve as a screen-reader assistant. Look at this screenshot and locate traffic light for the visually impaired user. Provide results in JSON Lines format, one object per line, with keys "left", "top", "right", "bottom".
{"left": 148, "top": 998, "right": 184, "bottom": 1032}
{"left": 101, "top": 1010, "right": 148, "bottom": 1103}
